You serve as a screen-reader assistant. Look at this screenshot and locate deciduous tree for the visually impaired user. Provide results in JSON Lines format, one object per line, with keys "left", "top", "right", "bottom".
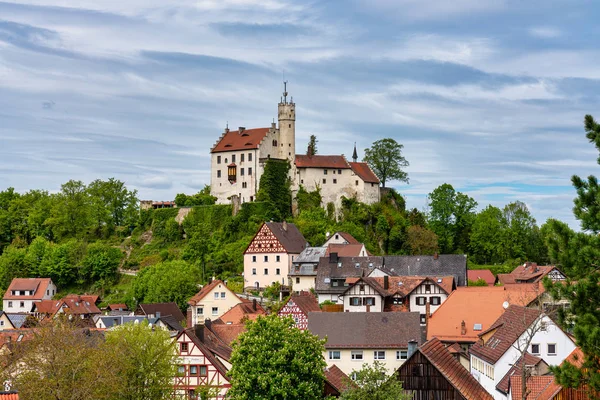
{"left": 340, "top": 361, "right": 411, "bottom": 400}
{"left": 363, "top": 138, "right": 409, "bottom": 188}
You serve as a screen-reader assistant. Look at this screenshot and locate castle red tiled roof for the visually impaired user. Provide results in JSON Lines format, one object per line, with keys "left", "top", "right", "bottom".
{"left": 349, "top": 162, "right": 380, "bottom": 183}
{"left": 295, "top": 155, "right": 351, "bottom": 169}
{"left": 211, "top": 128, "right": 270, "bottom": 153}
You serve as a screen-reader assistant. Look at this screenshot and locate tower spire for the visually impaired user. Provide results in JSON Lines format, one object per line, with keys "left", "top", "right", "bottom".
{"left": 352, "top": 142, "right": 358, "bottom": 162}
{"left": 283, "top": 81, "right": 288, "bottom": 104}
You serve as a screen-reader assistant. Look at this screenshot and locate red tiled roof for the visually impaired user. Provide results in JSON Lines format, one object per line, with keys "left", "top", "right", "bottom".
{"left": 60, "top": 295, "right": 101, "bottom": 315}
{"left": 295, "top": 155, "right": 351, "bottom": 169}
{"left": 209, "top": 323, "right": 247, "bottom": 346}
{"left": 108, "top": 303, "right": 128, "bottom": 311}
{"left": 510, "top": 375, "right": 556, "bottom": 400}
{"left": 428, "top": 285, "right": 542, "bottom": 343}
{"left": 416, "top": 338, "right": 494, "bottom": 400}
{"left": 447, "top": 342, "right": 463, "bottom": 354}
{"left": 337, "top": 232, "right": 360, "bottom": 244}
{"left": 211, "top": 128, "right": 270, "bottom": 153}
{"left": 351, "top": 276, "right": 455, "bottom": 298}
{"left": 496, "top": 353, "right": 546, "bottom": 394}
{"left": 0, "top": 392, "right": 19, "bottom": 400}
{"left": 326, "top": 244, "right": 368, "bottom": 257}
{"left": 188, "top": 280, "right": 224, "bottom": 306}
{"left": 467, "top": 269, "right": 496, "bottom": 285}
{"left": 3, "top": 278, "right": 53, "bottom": 300}
{"left": 287, "top": 293, "right": 320, "bottom": 315}
{"left": 324, "top": 365, "right": 355, "bottom": 394}
{"left": 499, "top": 263, "right": 561, "bottom": 285}
{"left": 349, "top": 162, "right": 380, "bottom": 183}
{"left": 219, "top": 302, "right": 266, "bottom": 324}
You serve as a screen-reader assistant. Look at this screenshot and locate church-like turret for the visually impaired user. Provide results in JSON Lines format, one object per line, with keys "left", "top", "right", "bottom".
{"left": 278, "top": 81, "right": 295, "bottom": 162}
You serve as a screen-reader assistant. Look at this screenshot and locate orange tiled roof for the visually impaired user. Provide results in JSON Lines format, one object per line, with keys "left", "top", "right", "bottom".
{"left": 211, "top": 128, "right": 270, "bottom": 153}
{"left": 3, "top": 278, "right": 52, "bottom": 300}
{"left": 349, "top": 162, "right": 380, "bottom": 183}
{"left": 219, "top": 302, "right": 266, "bottom": 324}
{"left": 324, "top": 365, "right": 355, "bottom": 393}
{"left": 209, "top": 323, "right": 247, "bottom": 346}
{"left": 467, "top": 269, "right": 496, "bottom": 285}
{"left": 510, "top": 375, "right": 557, "bottom": 399}
{"left": 295, "top": 155, "right": 351, "bottom": 169}
{"left": 428, "top": 285, "right": 542, "bottom": 343}
{"left": 0, "top": 392, "right": 19, "bottom": 400}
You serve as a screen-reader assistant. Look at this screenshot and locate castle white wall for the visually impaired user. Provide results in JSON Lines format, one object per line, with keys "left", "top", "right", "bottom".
{"left": 296, "top": 167, "right": 360, "bottom": 210}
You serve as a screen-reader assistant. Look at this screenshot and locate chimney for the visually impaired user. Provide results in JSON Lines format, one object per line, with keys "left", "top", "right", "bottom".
{"left": 407, "top": 340, "right": 418, "bottom": 358}
{"left": 329, "top": 252, "right": 339, "bottom": 263}
{"left": 434, "top": 253, "right": 439, "bottom": 260}
{"left": 253, "top": 299, "right": 257, "bottom": 311}
{"left": 205, "top": 319, "right": 212, "bottom": 330}
{"left": 383, "top": 275, "right": 389, "bottom": 290}
{"left": 461, "top": 320, "right": 466, "bottom": 336}
{"left": 186, "top": 307, "right": 192, "bottom": 328}
{"left": 282, "top": 221, "right": 288, "bottom": 231}
{"left": 271, "top": 121, "right": 276, "bottom": 129}
{"left": 238, "top": 126, "right": 245, "bottom": 133}
{"left": 195, "top": 324, "right": 205, "bottom": 343}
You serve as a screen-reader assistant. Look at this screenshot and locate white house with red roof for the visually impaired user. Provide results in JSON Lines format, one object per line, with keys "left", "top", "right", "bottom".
{"left": 209, "top": 84, "right": 380, "bottom": 208}
{"left": 2, "top": 278, "right": 56, "bottom": 313}
{"left": 188, "top": 280, "right": 244, "bottom": 325}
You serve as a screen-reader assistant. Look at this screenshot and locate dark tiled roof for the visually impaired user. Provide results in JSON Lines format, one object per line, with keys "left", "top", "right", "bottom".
{"left": 294, "top": 247, "right": 327, "bottom": 264}
{"left": 315, "top": 256, "right": 382, "bottom": 293}
{"left": 159, "top": 315, "right": 185, "bottom": 332}
{"left": 350, "top": 276, "right": 455, "bottom": 298}
{"left": 211, "top": 127, "right": 270, "bottom": 153}
{"left": 349, "top": 162, "right": 380, "bottom": 183}
{"left": 307, "top": 312, "right": 422, "bottom": 348}
{"left": 138, "top": 303, "right": 186, "bottom": 325}
{"left": 265, "top": 222, "right": 308, "bottom": 254}
{"left": 470, "top": 305, "right": 542, "bottom": 364}
{"left": 295, "top": 155, "right": 351, "bottom": 169}
{"left": 467, "top": 269, "right": 496, "bottom": 285}
{"left": 383, "top": 255, "right": 468, "bottom": 287}
{"left": 324, "top": 365, "right": 355, "bottom": 394}
{"left": 286, "top": 293, "right": 320, "bottom": 315}
{"left": 413, "top": 338, "right": 493, "bottom": 400}
{"left": 496, "top": 353, "right": 546, "bottom": 394}
{"left": 326, "top": 244, "right": 368, "bottom": 257}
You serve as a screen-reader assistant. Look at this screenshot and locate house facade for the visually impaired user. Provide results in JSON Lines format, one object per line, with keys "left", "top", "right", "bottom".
{"left": 277, "top": 292, "right": 320, "bottom": 330}
{"left": 2, "top": 278, "right": 56, "bottom": 313}
{"left": 243, "top": 222, "right": 308, "bottom": 291}
{"left": 188, "top": 280, "right": 243, "bottom": 325}
{"left": 289, "top": 247, "right": 326, "bottom": 293}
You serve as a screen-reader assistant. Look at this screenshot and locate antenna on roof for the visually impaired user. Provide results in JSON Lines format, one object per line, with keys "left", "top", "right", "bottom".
{"left": 283, "top": 80, "right": 288, "bottom": 104}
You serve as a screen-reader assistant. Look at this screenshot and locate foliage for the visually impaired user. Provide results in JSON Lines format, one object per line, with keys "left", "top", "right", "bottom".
{"left": 174, "top": 185, "right": 217, "bottom": 207}
{"left": 263, "top": 281, "right": 282, "bottom": 301}
{"left": 469, "top": 205, "right": 507, "bottom": 264}
{"left": 104, "top": 320, "right": 178, "bottom": 400}
{"left": 339, "top": 361, "right": 411, "bottom": 400}
{"left": 132, "top": 260, "right": 201, "bottom": 310}
{"left": 257, "top": 159, "right": 292, "bottom": 220}
{"left": 406, "top": 225, "right": 438, "bottom": 255}
{"left": 572, "top": 115, "right": 600, "bottom": 232}
{"left": 82, "top": 242, "right": 123, "bottom": 283}
{"left": 468, "top": 278, "right": 488, "bottom": 286}
{"left": 228, "top": 315, "right": 326, "bottom": 400}
{"left": 363, "top": 138, "right": 409, "bottom": 188}
{"left": 307, "top": 134, "right": 318, "bottom": 156}
{"left": 296, "top": 186, "right": 322, "bottom": 212}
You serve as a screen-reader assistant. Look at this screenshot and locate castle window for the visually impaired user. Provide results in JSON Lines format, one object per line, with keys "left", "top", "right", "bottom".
{"left": 333, "top": 170, "right": 336, "bottom": 174}
{"left": 241, "top": 154, "right": 244, "bottom": 162}
{"left": 241, "top": 168, "right": 245, "bottom": 176}
{"left": 338, "top": 169, "right": 342, "bottom": 174}
{"left": 323, "top": 179, "right": 326, "bottom": 184}
{"left": 333, "top": 179, "right": 337, "bottom": 184}
{"left": 324, "top": 170, "right": 327, "bottom": 175}
{"left": 273, "top": 140, "right": 278, "bottom": 147}
{"left": 225, "top": 158, "right": 228, "bottom": 163}
{"left": 217, "top": 156, "right": 221, "bottom": 164}
{"left": 242, "top": 182, "right": 247, "bottom": 188}
{"left": 232, "top": 155, "right": 236, "bottom": 163}
{"left": 248, "top": 167, "right": 252, "bottom": 175}
{"left": 371, "top": 183, "right": 375, "bottom": 187}
{"left": 228, "top": 165, "right": 237, "bottom": 182}
{"left": 355, "top": 180, "right": 359, "bottom": 186}
{"left": 289, "top": 124, "right": 291, "bottom": 128}
{"left": 248, "top": 153, "right": 252, "bottom": 161}
{"left": 250, "top": 196, "right": 253, "bottom": 201}
{"left": 217, "top": 170, "right": 221, "bottom": 178}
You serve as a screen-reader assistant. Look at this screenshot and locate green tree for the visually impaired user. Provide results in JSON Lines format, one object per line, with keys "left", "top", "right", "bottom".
{"left": 469, "top": 205, "right": 507, "bottom": 264}
{"left": 228, "top": 314, "right": 326, "bottom": 400}
{"left": 572, "top": 115, "right": 600, "bottom": 232}
{"left": 406, "top": 225, "right": 438, "bottom": 255}
{"left": 104, "top": 320, "right": 178, "bottom": 400}
{"left": 307, "top": 134, "right": 318, "bottom": 156}
{"left": 339, "top": 361, "right": 411, "bottom": 400}
{"left": 82, "top": 242, "right": 123, "bottom": 283}
{"left": 174, "top": 186, "right": 217, "bottom": 207}
{"left": 46, "top": 180, "right": 92, "bottom": 239}
{"left": 257, "top": 159, "right": 292, "bottom": 220}
{"left": 363, "top": 138, "right": 409, "bottom": 188}
{"left": 0, "top": 245, "right": 27, "bottom": 291}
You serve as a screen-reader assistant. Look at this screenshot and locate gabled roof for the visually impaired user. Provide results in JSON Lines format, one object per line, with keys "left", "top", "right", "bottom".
{"left": 498, "top": 263, "right": 563, "bottom": 285}
{"left": 427, "top": 285, "right": 543, "bottom": 343}
{"left": 344, "top": 276, "right": 455, "bottom": 298}
{"left": 3, "top": 278, "right": 53, "bottom": 300}
{"left": 510, "top": 375, "right": 556, "bottom": 400}
{"left": 178, "top": 328, "right": 231, "bottom": 378}
{"left": 211, "top": 127, "right": 270, "bottom": 153}
{"left": 469, "top": 305, "right": 542, "bottom": 364}
{"left": 315, "top": 256, "right": 383, "bottom": 293}
{"left": 295, "top": 155, "right": 351, "bottom": 169}
{"left": 383, "top": 255, "right": 467, "bottom": 287}
{"left": 324, "top": 365, "right": 355, "bottom": 394}
{"left": 280, "top": 293, "right": 320, "bottom": 316}
{"left": 5, "top": 313, "right": 26, "bottom": 329}
{"left": 188, "top": 280, "right": 239, "bottom": 306}
{"left": 496, "top": 352, "right": 546, "bottom": 394}
{"left": 326, "top": 243, "right": 369, "bottom": 257}
{"left": 35, "top": 295, "right": 101, "bottom": 316}
{"left": 294, "top": 247, "right": 328, "bottom": 264}
{"left": 158, "top": 315, "right": 185, "bottom": 332}
{"left": 207, "top": 323, "right": 247, "bottom": 347}
{"left": 307, "top": 312, "right": 422, "bottom": 348}
{"left": 406, "top": 338, "right": 494, "bottom": 400}
{"left": 107, "top": 303, "right": 128, "bottom": 311}
{"left": 219, "top": 301, "right": 266, "bottom": 324}
{"left": 349, "top": 162, "right": 380, "bottom": 183}
{"left": 137, "top": 303, "right": 186, "bottom": 325}
{"left": 467, "top": 269, "right": 496, "bottom": 286}
{"left": 332, "top": 232, "right": 360, "bottom": 245}
{"left": 264, "top": 222, "right": 308, "bottom": 254}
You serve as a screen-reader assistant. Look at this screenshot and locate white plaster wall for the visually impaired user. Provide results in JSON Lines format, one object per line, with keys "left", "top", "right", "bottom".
{"left": 297, "top": 167, "right": 360, "bottom": 210}
{"left": 408, "top": 293, "right": 448, "bottom": 315}
{"left": 343, "top": 293, "right": 384, "bottom": 312}
{"left": 317, "top": 293, "right": 342, "bottom": 304}
{"left": 243, "top": 252, "right": 291, "bottom": 290}
{"left": 323, "top": 348, "right": 408, "bottom": 376}
{"left": 211, "top": 149, "right": 260, "bottom": 204}
{"left": 3, "top": 299, "right": 35, "bottom": 313}
{"left": 291, "top": 276, "right": 316, "bottom": 293}
{"left": 191, "top": 282, "right": 242, "bottom": 324}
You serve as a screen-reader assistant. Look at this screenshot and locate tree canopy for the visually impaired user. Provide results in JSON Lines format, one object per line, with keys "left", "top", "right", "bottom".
{"left": 339, "top": 361, "right": 411, "bottom": 400}
{"left": 307, "top": 134, "right": 318, "bottom": 156}
{"left": 363, "top": 138, "right": 409, "bottom": 188}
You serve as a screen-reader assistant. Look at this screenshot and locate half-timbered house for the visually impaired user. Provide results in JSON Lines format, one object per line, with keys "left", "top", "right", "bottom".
{"left": 243, "top": 221, "right": 308, "bottom": 291}
{"left": 174, "top": 326, "right": 231, "bottom": 399}
{"left": 497, "top": 262, "right": 566, "bottom": 285}
{"left": 277, "top": 292, "right": 320, "bottom": 330}
{"left": 397, "top": 337, "right": 493, "bottom": 400}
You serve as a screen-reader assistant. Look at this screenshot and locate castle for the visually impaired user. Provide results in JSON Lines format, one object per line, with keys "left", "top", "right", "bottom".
{"left": 210, "top": 84, "right": 380, "bottom": 209}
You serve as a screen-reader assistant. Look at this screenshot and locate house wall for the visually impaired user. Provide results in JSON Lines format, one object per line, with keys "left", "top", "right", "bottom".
{"left": 211, "top": 147, "right": 261, "bottom": 205}
{"left": 342, "top": 283, "right": 384, "bottom": 312}
{"left": 323, "top": 347, "right": 408, "bottom": 376}
{"left": 409, "top": 283, "right": 448, "bottom": 316}
{"left": 0, "top": 313, "right": 13, "bottom": 330}
{"left": 243, "top": 252, "right": 293, "bottom": 290}
{"left": 291, "top": 275, "right": 316, "bottom": 293}
{"left": 323, "top": 233, "right": 352, "bottom": 246}
{"left": 318, "top": 293, "right": 342, "bottom": 304}
{"left": 191, "top": 282, "right": 242, "bottom": 324}
{"left": 3, "top": 299, "right": 35, "bottom": 313}
{"left": 278, "top": 299, "right": 309, "bottom": 330}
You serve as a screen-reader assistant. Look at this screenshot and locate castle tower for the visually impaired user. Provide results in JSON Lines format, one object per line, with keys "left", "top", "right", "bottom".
{"left": 278, "top": 81, "right": 295, "bottom": 162}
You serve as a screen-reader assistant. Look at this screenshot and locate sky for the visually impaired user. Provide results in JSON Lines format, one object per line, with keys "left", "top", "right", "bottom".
{"left": 1, "top": 0, "right": 600, "bottom": 229}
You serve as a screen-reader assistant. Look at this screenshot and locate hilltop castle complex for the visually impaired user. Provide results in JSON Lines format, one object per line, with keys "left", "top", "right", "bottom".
{"left": 210, "top": 84, "right": 381, "bottom": 209}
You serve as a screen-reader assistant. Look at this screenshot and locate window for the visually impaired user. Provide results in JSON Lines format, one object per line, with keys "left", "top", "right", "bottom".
{"left": 217, "top": 170, "right": 221, "bottom": 178}
{"left": 212, "top": 307, "right": 218, "bottom": 315}
{"left": 264, "top": 268, "right": 268, "bottom": 275}
{"left": 425, "top": 284, "right": 431, "bottom": 293}
{"left": 20, "top": 301, "right": 24, "bottom": 308}
{"left": 252, "top": 255, "right": 257, "bottom": 262}
{"left": 351, "top": 351, "right": 363, "bottom": 360}
{"left": 232, "top": 154, "right": 236, "bottom": 163}
{"left": 359, "top": 284, "right": 365, "bottom": 292}
{"left": 8, "top": 301, "right": 12, "bottom": 308}
{"left": 197, "top": 307, "right": 203, "bottom": 315}
{"left": 392, "top": 297, "right": 403, "bottom": 305}
{"left": 364, "top": 297, "right": 376, "bottom": 306}
{"left": 431, "top": 296, "right": 441, "bottom": 306}
{"left": 264, "top": 256, "right": 269, "bottom": 262}
{"left": 241, "top": 153, "right": 245, "bottom": 162}
{"left": 350, "top": 297, "right": 362, "bottom": 306}
{"left": 177, "top": 365, "right": 186, "bottom": 376}
{"left": 241, "top": 168, "right": 245, "bottom": 176}
{"left": 323, "top": 179, "right": 326, "bottom": 184}
{"left": 214, "top": 292, "right": 219, "bottom": 299}
{"left": 547, "top": 343, "right": 557, "bottom": 355}
{"left": 324, "top": 170, "right": 328, "bottom": 175}
{"left": 190, "top": 365, "right": 198, "bottom": 375}
{"left": 47, "top": 290, "right": 49, "bottom": 296}
{"left": 338, "top": 169, "right": 342, "bottom": 174}
{"left": 0, "top": 321, "right": 3, "bottom": 327}
{"left": 248, "top": 167, "right": 252, "bottom": 175}
{"left": 252, "top": 268, "right": 256, "bottom": 275}
{"left": 328, "top": 350, "right": 341, "bottom": 360}
{"left": 416, "top": 297, "right": 426, "bottom": 306}
{"left": 242, "top": 182, "right": 247, "bottom": 188}
{"left": 333, "top": 179, "right": 337, "bottom": 184}
{"left": 355, "top": 180, "right": 359, "bottom": 186}
{"left": 273, "top": 140, "right": 278, "bottom": 146}
{"left": 221, "top": 292, "right": 226, "bottom": 298}
{"left": 420, "top": 314, "right": 426, "bottom": 324}
{"left": 276, "top": 255, "right": 281, "bottom": 262}
{"left": 180, "top": 343, "right": 188, "bottom": 352}
{"left": 276, "top": 268, "right": 281, "bottom": 275}
{"left": 397, "top": 350, "right": 408, "bottom": 360}
{"left": 199, "top": 365, "right": 207, "bottom": 376}
{"left": 217, "top": 155, "right": 221, "bottom": 164}
{"left": 296, "top": 277, "right": 300, "bottom": 284}
{"left": 531, "top": 344, "right": 540, "bottom": 355}
{"left": 374, "top": 351, "right": 386, "bottom": 360}
{"left": 228, "top": 164, "right": 237, "bottom": 182}
{"left": 248, "top": 153, "right": 252, "bottom": 161}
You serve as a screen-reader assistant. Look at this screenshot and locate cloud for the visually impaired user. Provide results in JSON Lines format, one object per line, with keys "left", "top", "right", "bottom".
{"left": 137, "top": 176, "right": 173, "bottom": 189}
{"left": 529, "top": 26, "right": 562, "bottom": 39}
